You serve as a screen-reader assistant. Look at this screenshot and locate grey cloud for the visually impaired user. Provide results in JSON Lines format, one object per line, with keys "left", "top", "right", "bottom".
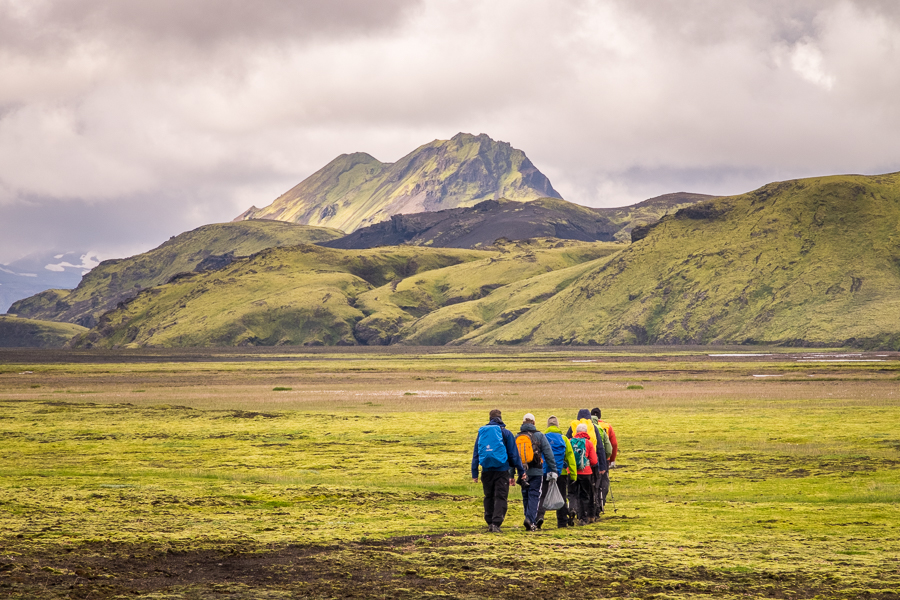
{"left": 0, "top": 0, "right": 899, "bottom": 266}
{"left": 0, "top": 0, "right": 420, "bottom": 53}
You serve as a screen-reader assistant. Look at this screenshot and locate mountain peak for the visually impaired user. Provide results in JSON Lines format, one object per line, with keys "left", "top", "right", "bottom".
{"left": 234, "top": 134, "right": 560, "bottom": 232}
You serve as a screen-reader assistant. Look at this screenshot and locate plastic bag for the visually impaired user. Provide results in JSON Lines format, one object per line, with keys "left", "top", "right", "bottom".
{"left": 542, "top": 478, "right": 565, "bottom": 511}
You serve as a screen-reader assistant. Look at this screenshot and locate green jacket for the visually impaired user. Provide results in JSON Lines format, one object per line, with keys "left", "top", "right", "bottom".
{"left": 591, "top": 415, "right": 613, "bottom": 460}
{"left": 544, "top": 425, "right": 578, "bottom": 481}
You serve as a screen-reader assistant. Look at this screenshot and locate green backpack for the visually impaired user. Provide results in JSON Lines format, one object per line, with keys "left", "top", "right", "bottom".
{"left": 570, "top": 437, "right": 589, "bottom": 470}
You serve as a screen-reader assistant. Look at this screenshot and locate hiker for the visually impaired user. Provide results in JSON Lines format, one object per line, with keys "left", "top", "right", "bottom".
{"left": 536, "top": 415, "right": 577, "bottom": 528}
{"left": 566, "top": 409, "right": 606, "bottom": 521}
{"left": 516, "top": 413, "right": 557, "bottom": 531}
{"left": 593, "top": 408, "right": 619, "bottom": 467}
{"left": 591, "top": 407, "right": 615, "bottom": 512}
{"left": 569, "top": 422, "right": 599, "bottom": 526}
{"left": 471, "top": 409, "right": 526, "bottom": 533}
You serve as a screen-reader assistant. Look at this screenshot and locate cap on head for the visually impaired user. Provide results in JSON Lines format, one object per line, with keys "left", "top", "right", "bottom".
{"left": 489, "top": 409, "right": 502, "bottom": 420}
{"left": 591, "top": 407, "right": 602, "bottom": 418}
{"left": 547, "top": 415, "right": 559, "bottom": 427}
{"left": 523, "top": 413, "right": 535, "bottom": 422}
{"left": 576, "top": 423, "right": 588, "bottom": 433}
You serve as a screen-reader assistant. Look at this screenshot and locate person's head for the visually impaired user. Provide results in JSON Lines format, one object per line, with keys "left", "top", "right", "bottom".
{"left": 547, "top": 415, "right": 559, "bottom": 428}
{"left": 577, "top": 408, "right": 591, "bottom": 420}
{"left": 489, "top": 409, "right": 502, "bottom": 421}
{"left": 523, "top": 412, "right": 535, "bottom": 424}
{"left": 576, "top": 423, "right": 588, "bottom": 433}
{"left": 591, "top": 407, "right": 601, "bottom": 419}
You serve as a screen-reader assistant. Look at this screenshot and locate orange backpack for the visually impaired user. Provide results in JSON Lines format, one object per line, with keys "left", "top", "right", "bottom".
{"left": 516, "top": 431, "right": 542, "bottom": 468}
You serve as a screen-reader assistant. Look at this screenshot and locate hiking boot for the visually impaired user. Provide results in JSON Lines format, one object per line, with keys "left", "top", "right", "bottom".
{"left": 535, "top": 518, "right": 543, "bottom": 530}
{"left": 489, "top": 524, "right": 501, "bottom": 533}
{"left": 557, "top": 522, "right": 568, "bottom": 528}
{"left": 567, "top": 514, "right": 576, "bottom": 527}
{"left": 523, "top": 519, "right": 536, "bottom": 532}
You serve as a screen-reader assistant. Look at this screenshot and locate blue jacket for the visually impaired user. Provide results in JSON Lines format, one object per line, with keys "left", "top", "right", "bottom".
{"left": 472, "top": 417, "right": 525, "bottom": 479}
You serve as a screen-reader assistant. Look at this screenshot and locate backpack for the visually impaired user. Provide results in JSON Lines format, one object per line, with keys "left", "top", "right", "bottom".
{"left": 569, "top": 418, "right": 597, "bottom": 448}
{"left": 516, "top": 431, "right": 542, "bottom": 469}
{"left": 570, "top": 436, "right": 589, "bottom": 471}
{"left": 545, "top": 432, "right": 568, "bottom": 473}
{"left": 477, "top": 425, "right": 508, "bottom": 470}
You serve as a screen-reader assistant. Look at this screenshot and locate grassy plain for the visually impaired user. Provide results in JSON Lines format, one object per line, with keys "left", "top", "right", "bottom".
{"left": 1, "top": 347, "right": 899, "bottom": 599}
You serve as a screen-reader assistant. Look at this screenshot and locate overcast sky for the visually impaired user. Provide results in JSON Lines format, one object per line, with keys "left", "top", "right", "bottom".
{"left": 1, "top": 0, "right": 899, "bottom": 266}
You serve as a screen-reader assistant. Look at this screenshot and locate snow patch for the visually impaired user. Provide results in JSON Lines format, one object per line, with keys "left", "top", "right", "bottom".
{"left": 45, "top": 252, "right": 101, "bottom": 274}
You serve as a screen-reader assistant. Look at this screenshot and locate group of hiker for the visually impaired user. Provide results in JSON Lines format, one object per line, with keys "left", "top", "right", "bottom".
{"left": 471, "top": 408, "right": 618, "bottom": 532}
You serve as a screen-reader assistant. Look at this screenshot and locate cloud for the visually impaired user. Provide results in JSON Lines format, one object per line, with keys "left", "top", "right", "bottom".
{"left": 0, "top": 0, "right": 898, "bottom": 263}
{"left": 790, "top": 39, "right": 835, "bottom": 90}
{"left": 0, "top": 265, "right": 36, "bottom": 277}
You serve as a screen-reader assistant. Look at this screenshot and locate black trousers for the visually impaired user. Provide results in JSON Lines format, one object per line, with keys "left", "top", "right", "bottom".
{"left": 569, "top": 475, "right": 593, "bottom": 522}
{"left": 592, "top": 471, "right": 610, "bottom": 515}
{"left": 599, "top": 471, "right": 610, "bottom": 510}
{"left": 537, "top": 475, "right": 570, "bottom": 527}
{"left": 481, "top": 470, "right": 510, "bottom": 526}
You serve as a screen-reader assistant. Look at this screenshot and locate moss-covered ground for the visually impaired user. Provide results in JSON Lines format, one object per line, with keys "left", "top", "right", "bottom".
{"left": 1, "top": 347, "right": 898, "bottom": 599}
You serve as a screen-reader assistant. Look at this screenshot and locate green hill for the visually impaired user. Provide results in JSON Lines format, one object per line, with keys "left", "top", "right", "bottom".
{"left": 394, "top": 251, "right": 619, "bottom": 346}
{"left": 58, "top": 172, "right": 900, "bottom": 350}
{"left": 234, "top": 133, "right": 561, "bottom": 232}
{"left": 0, "top": 316, "right": 87, "bottom": 348}
{"left": 469, "top": 173, "right": 900, "bottom": 348}
{"left": 353, "top": 240, "right": 621, "bottom": 344}
{"left": 595, "top": 192, "right": 718, "bottom": 241}
{"left": 8, "top": 221, "right": 344, "bottom": 328}
{"left": 70, "top": 240, "right": 619, "bottom": 348}
{"left": 71, "top": 245, "right": 490, "bottom": 348}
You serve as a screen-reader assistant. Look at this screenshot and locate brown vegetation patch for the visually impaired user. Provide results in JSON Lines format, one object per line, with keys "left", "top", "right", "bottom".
{"left": 3, "top": 537, "right": 895, "bottom": 600}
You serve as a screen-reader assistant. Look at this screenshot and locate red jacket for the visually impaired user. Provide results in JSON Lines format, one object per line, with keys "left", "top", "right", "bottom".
{"left": 598, "top": 420, "right": 618, "bottom": 462}
{"left": 574, "top": 431, "right": 599, "bottom": 475}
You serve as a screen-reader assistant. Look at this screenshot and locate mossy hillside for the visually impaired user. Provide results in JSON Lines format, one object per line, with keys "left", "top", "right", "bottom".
{"left": 406, "top": 255, "right": 621, "bottom": 346}
{"left": 0, "top": 316, "right": 87, "bottom": 348}
{"left": 8, "top": 221, "right": 345, "bottom": 329}
{"left": 72, "top": 245, "right": 489, "bottom": 348}
{"left": 475, "top": 173, "right": 900, "bottom": 347}
{"left": 1, "top": 351, "right": 898, "bottom": 598}
{"left": 237, "top": 152, "right": 389, "bottom": 226}
{"left": 394, "top": 252, "right": 620, "bottom": 346}
{"left": 5, "top": 288, "right": 69, "bottom": 316}
{"left": 238, "top": 133, "right": 561, "bottom": 233}
{"left": 595, "top": 192, "right": 718, "bottom": 241}
{"left": 353, "top": 241, "right": 621, "bottom": 345}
